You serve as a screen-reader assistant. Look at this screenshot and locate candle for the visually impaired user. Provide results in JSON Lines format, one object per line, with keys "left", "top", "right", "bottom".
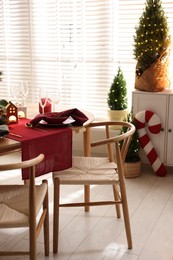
{"left": 39, "top": 98, "right": 52, "bottom": 114}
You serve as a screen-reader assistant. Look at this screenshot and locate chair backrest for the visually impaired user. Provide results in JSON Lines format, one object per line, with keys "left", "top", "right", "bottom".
{"left": 0, "top": 153, "right": 44, "bottom": 172}
{"left": 0, "top": 153, "right": 45, "bottom": 225}
{"left": 88, "top": 121, "right": 135, "bottom": 180}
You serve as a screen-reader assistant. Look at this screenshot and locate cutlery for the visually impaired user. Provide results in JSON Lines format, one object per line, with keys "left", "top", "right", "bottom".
{"left": 9, "top": 133, "right": 22, "bottom": 138}
{"left": 25, "top": 123, "right": 47, "bottom": 132}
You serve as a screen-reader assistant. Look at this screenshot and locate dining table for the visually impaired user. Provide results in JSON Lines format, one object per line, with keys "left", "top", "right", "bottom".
{"left": 0, "top": 104, "right": 94, "bottom": 211}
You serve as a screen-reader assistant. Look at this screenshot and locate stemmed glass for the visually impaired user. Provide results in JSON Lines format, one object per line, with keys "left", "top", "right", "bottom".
{"left": 10, "top": 83, "right": 22, "bottom": 106}
{"left": 39, "top": 89, "right": 48, "bottom": 114}
{"left": 20, "top": 81, "right": 28, "bottom": 106}
{"left": 48, "top": 89, "right": 60, "bottom": 112}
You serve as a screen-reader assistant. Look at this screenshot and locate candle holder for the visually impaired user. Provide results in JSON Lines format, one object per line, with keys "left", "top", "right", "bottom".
{"left": 6, "top": 101, "right": 18, "bottom": 124}
{"left": 18, "top": 106, "right": 27, "bottom": 118}
{"left": 39, "top": 98, "right": 52, "bottom": 114}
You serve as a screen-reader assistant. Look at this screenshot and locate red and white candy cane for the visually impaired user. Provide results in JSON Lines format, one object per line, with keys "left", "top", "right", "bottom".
{"left": 134, "top": 110, "right": 167, "bottom": 177}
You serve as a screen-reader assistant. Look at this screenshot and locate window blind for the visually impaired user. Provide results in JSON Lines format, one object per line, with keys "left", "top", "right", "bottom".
{"left": 0, "top": 0, "right": 173, "bottom": 119}
{"left": 0, "top": 0, "right": 31, "bottom": 100}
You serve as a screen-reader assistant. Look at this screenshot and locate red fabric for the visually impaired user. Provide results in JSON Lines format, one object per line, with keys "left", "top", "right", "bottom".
{"left": 7, "top": 119, "right": 72, "bottom": 180}
{"left": 30, "top": 108, "right": 88, "bottom": 127}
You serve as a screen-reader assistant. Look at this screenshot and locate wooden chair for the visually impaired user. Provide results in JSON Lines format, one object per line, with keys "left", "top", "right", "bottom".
{"left": 52, "top": 121, "right": 135, "bottom": 253}
{"left": 0, "top": 153, "right": 49, "bottom": 259}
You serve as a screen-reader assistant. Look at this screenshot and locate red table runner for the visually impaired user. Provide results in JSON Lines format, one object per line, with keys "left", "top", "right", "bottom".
{"left": 7, "top": 119, "right": 72, "bottom": 179}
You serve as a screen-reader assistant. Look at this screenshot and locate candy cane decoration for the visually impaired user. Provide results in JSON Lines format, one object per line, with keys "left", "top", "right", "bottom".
{"left": 134, "top": 110, "right": 167, "bottom": 177}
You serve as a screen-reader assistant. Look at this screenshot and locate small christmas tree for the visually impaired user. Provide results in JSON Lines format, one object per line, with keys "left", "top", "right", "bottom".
{"left": 107, "top": 67, "right": 128, "bottom": 110}
{"left": 134, "top": 0, "right": 171, "bottom": 92}
{"left": 121, "top": 113, "right": 140, "bottom": 162}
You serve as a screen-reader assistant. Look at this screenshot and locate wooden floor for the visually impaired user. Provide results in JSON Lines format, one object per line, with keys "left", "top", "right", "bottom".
{"left": 1, "top": 152, "right": 173, "bottom": 259}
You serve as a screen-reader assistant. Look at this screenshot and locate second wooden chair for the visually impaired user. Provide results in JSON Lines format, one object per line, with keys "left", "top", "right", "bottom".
{"left": 52, "top": 121, "right": 135, "bottom": 254}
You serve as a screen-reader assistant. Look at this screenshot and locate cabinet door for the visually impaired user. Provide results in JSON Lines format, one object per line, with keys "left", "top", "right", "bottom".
{"left": 166, "top": 95, "right": 173, "bottom": 166}
{"left": 132, "top": 91, "right": 167, "bottom": 164}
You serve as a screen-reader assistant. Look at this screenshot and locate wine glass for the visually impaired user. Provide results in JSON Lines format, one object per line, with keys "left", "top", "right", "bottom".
{"left": 10, "top": 83, "right": 23, "bottom": 106}
{"left": 20, "top": 81, "right": 28, "bottom": 106}
{"left": 48, "top": 89, "right": 60, "bottom": 112}
{"left": 39, "top": 89, "right": 48, "bottom": 114}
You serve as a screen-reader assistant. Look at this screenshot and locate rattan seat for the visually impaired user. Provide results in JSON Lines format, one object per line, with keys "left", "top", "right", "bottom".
{"left": 53, "top": 156, "right": 118, "bottom": 185}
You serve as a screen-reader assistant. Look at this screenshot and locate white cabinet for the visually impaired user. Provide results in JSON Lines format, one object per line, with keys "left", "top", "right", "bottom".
{"left": 132, "top": 90, "right": 173, "bottom": 166}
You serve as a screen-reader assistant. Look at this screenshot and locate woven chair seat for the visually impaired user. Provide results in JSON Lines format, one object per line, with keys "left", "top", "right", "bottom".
{"left": 53, "top": 156, "right": 118, "bottom": 185}
{"left": 0, "top": 183, "right": 47, "bottom": 228}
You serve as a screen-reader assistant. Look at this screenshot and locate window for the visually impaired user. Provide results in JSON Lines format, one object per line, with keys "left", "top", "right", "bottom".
{"left": 0, "top": 0, "right": 173, "bottom": 119}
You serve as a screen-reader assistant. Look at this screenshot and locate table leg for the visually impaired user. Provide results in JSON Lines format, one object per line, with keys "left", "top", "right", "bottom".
{"left": 83, "top": 126, "right": 91, "bottom": 212}
{"left": 24, "top": 179, "right": 29, "bottom": 185}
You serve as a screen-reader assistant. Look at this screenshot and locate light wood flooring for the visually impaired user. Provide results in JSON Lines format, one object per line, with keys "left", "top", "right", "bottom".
{"left": 1, "top": 152, "right": 173, "bottom": 260}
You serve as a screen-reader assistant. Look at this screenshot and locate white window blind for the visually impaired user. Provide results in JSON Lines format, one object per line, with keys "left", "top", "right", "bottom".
{"left": 0, "top": 0, "right": 173, "bottom": 118}
{"left": 0, "top": 0, "right": 31, "bottom": 99}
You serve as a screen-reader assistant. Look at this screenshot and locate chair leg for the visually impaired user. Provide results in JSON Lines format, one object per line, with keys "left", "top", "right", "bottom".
{"left": 121, "top": 195, "right": 132, "bottom": 249}
{"left": 30, "top": 220, "right": 37, "bottom": 259}
{"left": 53, "top": 178, "right": 60, "bottom": 254}
{"left": 43, "top": 180, "right": 49, "bottom": 256}
{"left": 30, "top": 237, "right": 37, "bottom": 260}
{"left": 84, "top": 185, "right": 90, "bottom": 212}
{"left": 30, "top": 184, "right": 37, "bottom": 260}
{"left": 112, "top": 184, "right": 121, "bottom": 218}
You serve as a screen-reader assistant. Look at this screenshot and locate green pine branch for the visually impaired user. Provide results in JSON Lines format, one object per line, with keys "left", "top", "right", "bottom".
{"left": 107, "top": 67, "right": 128, "bottom": 110}
{"left": 133, "top": 0, "right": 171, "bottom": 72}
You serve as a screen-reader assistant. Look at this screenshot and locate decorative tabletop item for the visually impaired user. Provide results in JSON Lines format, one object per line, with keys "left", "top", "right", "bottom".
{"left": 6, "top": 102, "right": 18, "bottom": 124}
{"left": 18, "top": 106, "right": 27, "bottom": 118}
{"left": 4, "top": 101, "right": 18, "bottom": 124}
{"left": 0, "top": 100, "right": 18, "bottom": 124}
{"left": 39, "top": 89, "right": 51, "bottom": 114}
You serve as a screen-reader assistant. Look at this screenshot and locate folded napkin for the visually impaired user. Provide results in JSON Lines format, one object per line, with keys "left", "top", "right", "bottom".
{"left": 0, "top": 115, "right": 9, "bottom": 138}
{"left": 29, "top": 108, "right": 88, "bottom": 127}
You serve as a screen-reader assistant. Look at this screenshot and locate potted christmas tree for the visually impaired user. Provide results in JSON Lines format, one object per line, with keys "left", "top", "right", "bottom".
{"left": 121, "top": 113, "right": 141, "bottom": 178}
{"left": 134, "top": 0, "right": 171, "bottom": 92}
{"left": 107, "top": 67, "right": 128, "bottom": 126}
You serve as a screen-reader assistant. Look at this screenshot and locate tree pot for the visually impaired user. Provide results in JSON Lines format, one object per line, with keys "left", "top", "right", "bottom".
{"left": 107, "top": 109, "right": 128, "bottom": 129}
{"left": 124, "top": 160, "right": 141, "bottom": 178}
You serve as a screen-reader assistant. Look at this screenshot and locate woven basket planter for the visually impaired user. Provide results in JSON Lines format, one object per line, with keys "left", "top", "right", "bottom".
{"left": 124, "top": 160, "right": 141, "bottom": 178}
{"left": 135, "top": 51, "right": 170, "bottom": 92}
